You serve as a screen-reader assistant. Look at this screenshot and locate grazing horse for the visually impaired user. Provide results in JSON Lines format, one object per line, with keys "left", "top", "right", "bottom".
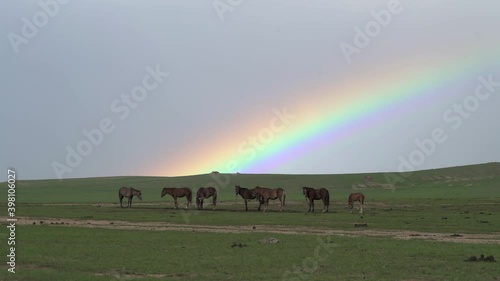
{"left": 161, "top": 187, "right": 192, "bottom": 209}
{"left": 302, "top": 187, "right": 329, "bottom": 213}
{"left": 118, "top": 187, "right": 142, "bottom": 208}
{"left": 235, "top": 185, "right": 262, "bottom": 211}
{"left": 348, "top": 192, "right": 365, "bottom": 214}
{"left": 253, "top": 186, "right": 286, "bottom": 212}
{"left": 196, "top": 187, "right": 217, "bottom": 210}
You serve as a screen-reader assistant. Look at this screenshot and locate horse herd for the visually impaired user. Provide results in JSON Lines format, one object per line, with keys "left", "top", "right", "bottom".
{"left": 118, "top": 186, "right": 366, "bottom": 213}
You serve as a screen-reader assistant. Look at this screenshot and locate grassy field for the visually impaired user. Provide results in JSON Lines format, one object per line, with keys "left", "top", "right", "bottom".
{"left": 0, "top": 163, "right": 499, "bottom": 280}
{"left": 1, "top": 226, "right": 499, "bottom": 281}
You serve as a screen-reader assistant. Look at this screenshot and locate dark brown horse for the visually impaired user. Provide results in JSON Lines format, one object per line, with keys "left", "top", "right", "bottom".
{"left": 235, "top": 185, "right": 262, "bottom": 211}
{"left": 118, "top": 187, "right": 142, "bottom": 208}
{"left": 253, "top": 186, "right": 286, "bottom": 212}
{"left": 196, "top": 187, "right": 217, "bottom": 210}
{"left": 348, "top": 192, "right": 365, "bottom": 214}
{"left": 302, "top": 187, "right": 329, "bottom": 213}
{"left": 161, "top": 187, "right": 192, "bottom": 209}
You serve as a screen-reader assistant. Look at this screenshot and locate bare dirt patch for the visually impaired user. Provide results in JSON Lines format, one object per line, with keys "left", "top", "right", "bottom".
{"left": 5, "top": 216, "right": 500, "bottom": 245}
{"left": 0, "top": 263, "right": 56, "bottom": 271}
{"left": 94, "top": 270, "right": 197, "bottom": 279}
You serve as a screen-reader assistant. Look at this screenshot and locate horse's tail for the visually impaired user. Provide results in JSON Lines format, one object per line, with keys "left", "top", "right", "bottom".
{"left": 325, "top": 190, "right": 330, "bottom": 207}
{"left": 187, "top": 190, "right": 193, "bottom": 203}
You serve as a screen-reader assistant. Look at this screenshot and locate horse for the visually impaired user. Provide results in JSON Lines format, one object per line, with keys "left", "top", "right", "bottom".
{"left": 235, "top": 185, "right": 262, "bottom": 211}
{"left": 253, "top": 186, "right": 286, "bottom": 212}
{"left": 118, "top": 187, "right": 142, "bottom": 208}
{"left": 196, "top": 187, "right": 217, "bottom": 210}
{"left": 348, "top": 192, "right": 365, "bottom": 214}
{"left": 302, "top": 187, "right": 329, "bottom": 213}
{"left": 161, "top": 187, "right": 192, "bottom": 209}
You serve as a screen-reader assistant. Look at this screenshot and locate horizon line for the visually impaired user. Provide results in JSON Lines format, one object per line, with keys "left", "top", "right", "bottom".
{"left": 3, "top": 161, "right": 498, "bottom": 182}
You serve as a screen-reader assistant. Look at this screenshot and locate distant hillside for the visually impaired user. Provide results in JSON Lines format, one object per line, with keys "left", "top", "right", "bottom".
{"left": 400, "top": 162, "right": 500, "bottom": 184}
{"left": 3, "top": 162, "right": 499, "bottom": 191}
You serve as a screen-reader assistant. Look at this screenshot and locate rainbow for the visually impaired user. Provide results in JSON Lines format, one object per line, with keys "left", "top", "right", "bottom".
{"left": 153, "top": 49, "right": 500, "bottom": 176}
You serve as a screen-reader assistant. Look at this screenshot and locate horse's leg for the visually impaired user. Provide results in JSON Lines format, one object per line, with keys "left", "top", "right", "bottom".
{"left": 200, "top": 198, "right": 204, "bottom": 210}
{"left": 264, "top": 199, "right": 269, "bottom": 212}
{"left": 174, "top": 198, "right": 178, "bottom": 209}
{"left": 311, "top": 199, "right": 315, "bottom": 213}
{"left": 119, "top": 195, "right": 124, "bottom": 208}
{"left": 185, "top": 198, "right": 189, "bottom": 209}
{"left": 128, "top": 197, "right": 132, "bottom": 208}
{"left": 244, "top": 199, "right": 248, "bottom": 212}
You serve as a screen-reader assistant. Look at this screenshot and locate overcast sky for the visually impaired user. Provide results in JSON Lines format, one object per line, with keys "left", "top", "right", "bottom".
{"left": 1, "top": 0, "right": 499, "bottom": 181}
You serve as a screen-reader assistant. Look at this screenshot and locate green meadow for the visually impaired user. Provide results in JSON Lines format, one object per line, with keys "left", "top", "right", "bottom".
{"left": 3, "top": 227, "right": 500, "bottom": 281}
{"left": 0, "top": 163, "right": 499, "bottom": 280}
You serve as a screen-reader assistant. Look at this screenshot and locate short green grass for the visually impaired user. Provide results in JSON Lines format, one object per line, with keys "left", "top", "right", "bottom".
{"left": 12, "top": 196, "right": 500, "bottom": 234}
{"left": 1, "top": 226, "right": 498, "bottom": 281}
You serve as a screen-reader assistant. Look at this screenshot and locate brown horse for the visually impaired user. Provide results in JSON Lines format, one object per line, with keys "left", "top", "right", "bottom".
{"left": 235, "top": 185, "right": 262, "bottom": 211}
{"left": 161, "top": 187, "right": 192, "bottom": 209}
{"left": 253, "top": 186, "right": 286, "bottom": 212}
{"left": 302, "top": 187, "right": 329, "bottom": 213}
{"left": 196, "top": 187, "right": 217, "bottom": 210}
{"left": 118, "top": 187, "right": 142, "bottom": 208}
{"left": 348, "top": 192, "right": 365, "bottom": 214}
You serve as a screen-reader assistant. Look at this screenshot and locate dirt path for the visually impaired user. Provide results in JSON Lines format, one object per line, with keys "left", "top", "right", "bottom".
{"left": 5, "top": 216, "right": 500, "bottom": 244}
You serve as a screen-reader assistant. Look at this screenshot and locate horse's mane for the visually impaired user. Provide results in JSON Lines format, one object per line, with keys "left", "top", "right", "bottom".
{"left": 236, "top": 185, "right": 249, "bottom": 191}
